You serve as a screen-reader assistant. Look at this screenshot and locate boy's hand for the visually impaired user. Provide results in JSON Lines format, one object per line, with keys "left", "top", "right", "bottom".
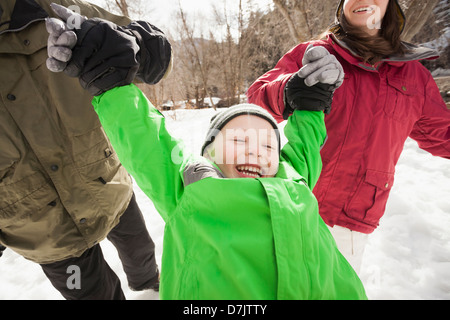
{"left": 283, "top": 45, "right": 344, "bottom": 119}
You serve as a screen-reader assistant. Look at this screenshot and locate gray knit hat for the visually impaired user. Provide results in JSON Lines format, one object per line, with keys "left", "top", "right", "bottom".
{"left": 201, "top": 103, "right": 280, "bottom": 156}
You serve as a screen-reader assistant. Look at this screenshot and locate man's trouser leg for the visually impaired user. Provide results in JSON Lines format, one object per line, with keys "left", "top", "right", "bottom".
{"left": 107, "top": 193, "right": 158, "bottom": 291}
{"left": 41, "top": 244, "right": 125, "bottom": 300}
{"left": 40, "top": 193, "right": 157, "bottom": 299}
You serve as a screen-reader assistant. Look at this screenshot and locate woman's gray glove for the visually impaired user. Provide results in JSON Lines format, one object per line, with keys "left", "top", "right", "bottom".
{"left": 46, "top": 3, "right": 172, "bottom": 96}
{"left": 298, "top": 44, "right": 344, "bottom": 88}
{"left": 283, "top": 45, "right": 344, "bottom": 118}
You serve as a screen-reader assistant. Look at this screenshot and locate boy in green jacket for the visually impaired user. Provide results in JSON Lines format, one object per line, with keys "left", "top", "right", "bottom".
{"left": 47, "top": 6, "right": 367, "bottom": 300}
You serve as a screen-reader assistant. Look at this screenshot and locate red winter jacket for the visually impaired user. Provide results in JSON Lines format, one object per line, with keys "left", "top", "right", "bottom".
{"left": 247, "top": 34, "right": 450, "bottom": 234}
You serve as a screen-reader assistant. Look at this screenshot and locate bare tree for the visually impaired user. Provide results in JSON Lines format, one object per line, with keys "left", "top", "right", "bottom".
{"left": 401, "top": 0, "right": 441, "bottom": 41}
{"left": 209, "top": 0, "right": 249, "bottom": 106}
{"left": 114, "top": 0, "right": 129, "bottom": 17}
{"left": 271, "top": 0, "right": 336, "bottom": 43}
{"left": 102, "top": 0, "right": 156, "bottom": 21}
{"left": 272, "top": 0, "right": 303, "bottom": 43}
{"left": 176, "top": 3, "right": 216, "bottom": 108}
{"left": 241, "top": 5, "right": 296, "bottom": 82}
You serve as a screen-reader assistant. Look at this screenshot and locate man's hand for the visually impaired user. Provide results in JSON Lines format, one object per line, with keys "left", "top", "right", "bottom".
{"left": 46, "top": 3, "right": 140, "bottom": 96}
{"left": 46, "top": 3, "right": 172, "bottom": 95}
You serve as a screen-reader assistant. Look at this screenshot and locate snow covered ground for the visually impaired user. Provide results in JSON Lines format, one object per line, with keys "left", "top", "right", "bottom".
{"left": 0, "top": 108, "right": 449, "bottom": 300}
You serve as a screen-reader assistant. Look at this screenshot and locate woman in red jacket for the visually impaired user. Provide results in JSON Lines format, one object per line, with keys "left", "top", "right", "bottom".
{"left": 247, "top": 0, "right": 450, "bottom": 272}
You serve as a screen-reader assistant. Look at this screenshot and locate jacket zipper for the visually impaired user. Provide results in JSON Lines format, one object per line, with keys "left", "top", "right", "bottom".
{"left": 0, "top": 18, "right": 46, "bottom": 35}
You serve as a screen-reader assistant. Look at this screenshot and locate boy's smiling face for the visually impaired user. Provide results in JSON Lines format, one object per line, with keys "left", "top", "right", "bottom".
{"left": 207, "top": 115, "right": 279, "bottom": 179}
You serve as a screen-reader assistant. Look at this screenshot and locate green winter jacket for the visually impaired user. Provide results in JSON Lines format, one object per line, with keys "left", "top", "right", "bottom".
{"left": 93, "top": 84, "right": 367, "bottom": 300}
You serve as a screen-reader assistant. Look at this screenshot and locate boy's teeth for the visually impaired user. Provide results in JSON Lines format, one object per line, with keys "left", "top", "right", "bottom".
{"left": 237, "top": 165, "right": 262, "bottom": 176}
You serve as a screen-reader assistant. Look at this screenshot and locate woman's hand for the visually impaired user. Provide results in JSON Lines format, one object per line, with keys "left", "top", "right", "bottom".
{"left": 298, "top": 44, "right": 344, "bottom": 88}
{"left": 283, "top": 45, "right": 344, "bottom": 118}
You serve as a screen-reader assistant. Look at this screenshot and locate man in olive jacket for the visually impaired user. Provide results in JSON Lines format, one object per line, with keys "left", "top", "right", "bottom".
{"left": 0, "top": 0, "right": 172, "bottom": 299}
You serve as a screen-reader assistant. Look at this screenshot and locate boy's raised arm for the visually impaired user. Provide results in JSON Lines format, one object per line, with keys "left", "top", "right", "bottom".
{"left": 280, "top": 111, "right": 326, "bottom": 190}
{"left": 92, "top": 85, "right": 187, "bottom": 221}
{"left": 279, "top": 45, "right": 344, "bottom": 189}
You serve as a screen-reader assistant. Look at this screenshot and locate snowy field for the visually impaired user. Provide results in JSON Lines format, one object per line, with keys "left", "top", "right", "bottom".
{"left": 0, "top": 108, "right": 449, "bottom": 300}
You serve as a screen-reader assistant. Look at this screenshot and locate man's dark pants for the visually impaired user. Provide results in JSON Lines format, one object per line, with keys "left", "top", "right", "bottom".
{"left": 40, "top": 194, "right": 158, "bottom": 300}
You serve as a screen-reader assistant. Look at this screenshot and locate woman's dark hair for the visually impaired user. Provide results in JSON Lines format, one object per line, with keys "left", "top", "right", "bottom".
{"left": 328, "top": 0, "right": 406, "bottom": 64}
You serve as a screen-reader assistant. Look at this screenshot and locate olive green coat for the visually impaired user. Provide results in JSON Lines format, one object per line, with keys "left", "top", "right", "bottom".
{"left": 0, "top": 0, "right": 133, "bottom": 263}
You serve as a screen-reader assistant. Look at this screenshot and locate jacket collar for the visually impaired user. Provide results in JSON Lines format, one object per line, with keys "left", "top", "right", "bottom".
{"left": 327, "top": 33, "right": 439, "bottom": 71}
{"left": 385, "top": 42, "right": 440, "bottom": 62}
{"left": 0, "top": 0, "right": 48, "bottom": 35}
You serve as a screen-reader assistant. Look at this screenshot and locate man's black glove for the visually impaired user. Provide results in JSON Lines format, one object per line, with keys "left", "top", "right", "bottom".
{"left": 283, "top": 44, "right": 344, "bottom": 119}
{"left": 0, "top": 245, "right": 6, "bottom": 258}
{"left": 46, "top": 3, "right": 172, "bottom": 96}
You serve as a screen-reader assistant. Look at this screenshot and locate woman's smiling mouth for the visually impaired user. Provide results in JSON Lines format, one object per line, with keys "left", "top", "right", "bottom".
{"left": 353, "top": 6, "right": 375, "bottom": 14}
